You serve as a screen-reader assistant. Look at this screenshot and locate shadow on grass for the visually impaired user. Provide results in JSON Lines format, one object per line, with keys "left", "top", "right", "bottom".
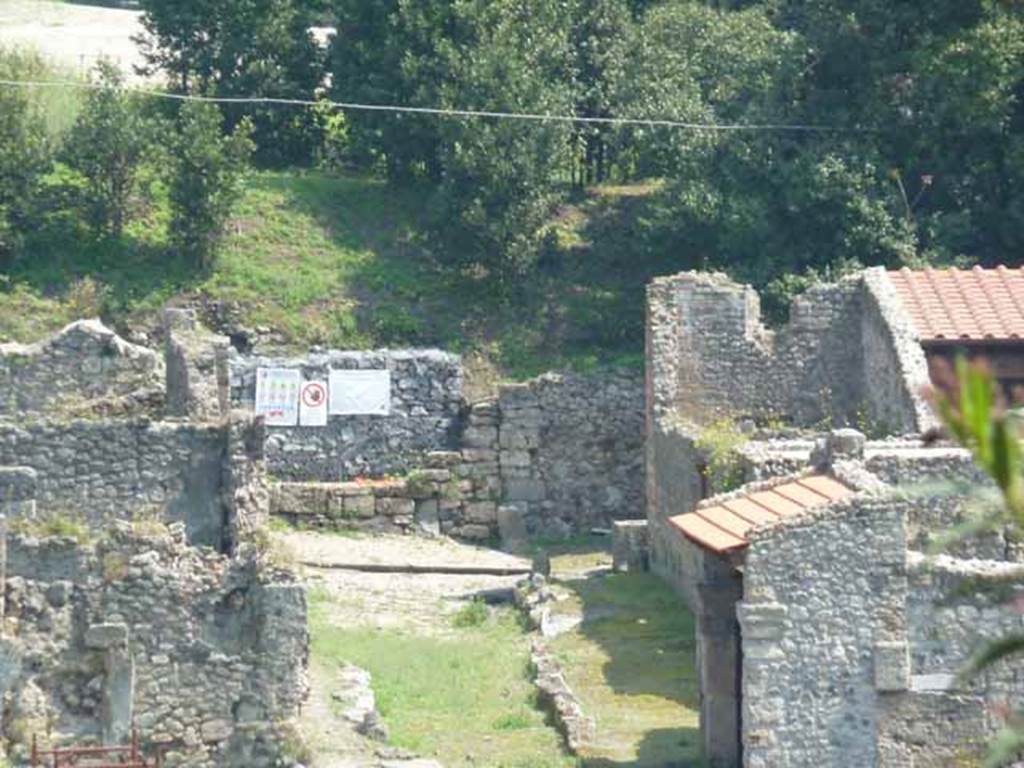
{"left": 273, "top": 170, "right": 667, "bottom": 374}
{"left": 551, "top": 561, "right": 703, "bottom": 768}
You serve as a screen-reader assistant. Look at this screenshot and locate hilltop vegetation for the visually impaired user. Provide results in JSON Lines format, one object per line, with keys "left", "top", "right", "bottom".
{"left": 1, "top": 0, "right": 1023, "bottom": 377}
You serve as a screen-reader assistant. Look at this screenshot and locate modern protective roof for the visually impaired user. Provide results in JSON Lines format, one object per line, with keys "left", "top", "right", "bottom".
{"left": 887, "top": 266, "right": 1024, "bottom": 344}
{"left": 668, "top": 474, "right": 853, "bottom": 554}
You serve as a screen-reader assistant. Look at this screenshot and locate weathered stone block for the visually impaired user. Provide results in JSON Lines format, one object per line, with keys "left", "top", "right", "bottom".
{"left": 85, "top": 622, "right": 129, "bottom": 650}
{"left": 504, "top": 479, "right": 546, "bottom": 503}
{"left": 874, "top": 641, "right": 909, "bottom": 692}
{"left": 414, "top": 499, "right": 440, "bottom": 536}
{"left": 345, "top": 494, "right": 377, "bottom": 518}
{"left": 497, "top": 505, "right": 528, "bottom": 551}
{"left": 459, "top": 524, "right": 492, "bottom": 541}
{"left": 465, "top": 501, "right": 498, "bottom": 524}
{"left": 376, "top": 497, "right": 415, "bottom": 518}
{"left": 612, "top": 520, "right": 649, "bottom": 572}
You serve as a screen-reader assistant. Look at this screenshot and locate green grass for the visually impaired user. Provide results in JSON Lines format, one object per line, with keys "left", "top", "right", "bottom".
{"left": 309, "top": 589, "right": 576, "bottom": 768}
{"left": 2, "top": 167, "right": 665, "bottom": 380}
{"left": 549, "top": 572, "right": 703, "bottom": 767}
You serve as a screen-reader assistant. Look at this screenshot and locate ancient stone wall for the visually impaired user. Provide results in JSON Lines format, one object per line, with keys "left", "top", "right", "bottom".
{"left": 1, "top": 526, "right": 307, "bottom": 768}
{"left": 860, "top": 268, "right": 937, "bottom": 435}
{"left": 496, "top": 371, "right": 645, "bottom": 537}
{"left": 644, "top": 269, "right": 932, "bottom": 432}
{"left": 739, "top": 495, "right": 907, "bottom": 767}
{"left": 230, "top": 350, "right": 463, "bottom": 481}
{"left": 0, "top": 320, "right": 162, "bottom": 416}
{"left": 264, "top": 366, "right": 645, "bottom": 538}
{"left": 0, "top": 415, "right": 268, "bottom": 551}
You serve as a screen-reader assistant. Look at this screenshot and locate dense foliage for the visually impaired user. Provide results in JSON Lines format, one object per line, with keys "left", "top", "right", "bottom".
{"left": 325, "top": 0, "right": 1024, "bottom": 306}
{"left": 4, "top": 0, "right": 1024, "bottom": 322}
{"left": 135, "top": 0, "right": 326, "bottom": 165}
{"left": 0, "top": 53, "right": 253, "bottom": 274}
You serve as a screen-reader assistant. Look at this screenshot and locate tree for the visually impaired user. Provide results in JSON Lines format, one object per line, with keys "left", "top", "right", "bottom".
{"left": 167, "top": 102, "right": 253, "bottom": 270}
{"left": 569, "top": 0, "right": 633, "bottom": 185}
{"left": 63, "top": 61, "right": 153, "bottom": 238}
{"left": 0, "top": 48, "right": 51, "bottom": 260}
{"left": 329, "top": 0, "right": 448, "bottom": 180}
{"left": 135, "top": 0, "right": 325, "bottom": 165}
{"left": 428, "top": 0, "right": 575, "bottom": 280}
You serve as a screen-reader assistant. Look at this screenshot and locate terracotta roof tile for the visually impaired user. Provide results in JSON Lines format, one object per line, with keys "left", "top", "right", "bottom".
{"left": 668, "top": 474, "right": 854, "bottom": 555}
{"left": 887, "top": 266, "right": 1024, "bottom": 343}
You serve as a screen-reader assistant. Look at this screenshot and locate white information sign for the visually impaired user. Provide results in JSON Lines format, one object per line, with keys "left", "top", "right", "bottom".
{"left": 299, "top": 380, "right": 329, "bottom": 426}
{"left": 254, "top": 367, "right": 301, "bottom": 426}
{"left": 328, "top": 369, "right": 391, "bottom": 415}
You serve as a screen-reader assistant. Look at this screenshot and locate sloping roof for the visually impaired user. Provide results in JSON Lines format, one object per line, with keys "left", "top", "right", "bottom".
{"left": 668, "top": 475, "right": 853, "bottom": 554}
{"left": 887, "top": 266, "right": 1024, "bottom": 343}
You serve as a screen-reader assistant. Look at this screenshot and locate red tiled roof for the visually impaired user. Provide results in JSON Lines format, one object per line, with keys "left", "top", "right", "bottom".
{"left": 887, "top": 266, "right": 1024, "bottom": 343}
{"left": 668, "top": 475, "right": 853, "bottom": 554}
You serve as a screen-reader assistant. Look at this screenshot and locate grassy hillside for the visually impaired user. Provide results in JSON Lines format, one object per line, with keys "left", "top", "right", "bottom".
{"left": 2, "top": 169, "right": 669, "bottom": 380}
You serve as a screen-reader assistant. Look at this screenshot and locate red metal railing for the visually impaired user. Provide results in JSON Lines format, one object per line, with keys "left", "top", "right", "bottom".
{"left": 30, "top": 730, "right": 162, "bottom": 768}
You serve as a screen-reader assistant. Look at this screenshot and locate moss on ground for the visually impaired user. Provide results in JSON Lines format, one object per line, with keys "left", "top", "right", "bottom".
{"left": 308, "top": 588, "right": 576, "bottom": 768}
{"left": 549, "top": 569, "right": 704, "bottom": 767}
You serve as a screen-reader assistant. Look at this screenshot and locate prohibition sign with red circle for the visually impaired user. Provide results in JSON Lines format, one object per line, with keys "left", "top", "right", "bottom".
{"left": 302, "top": 382, "right": 326, "bottom": 408}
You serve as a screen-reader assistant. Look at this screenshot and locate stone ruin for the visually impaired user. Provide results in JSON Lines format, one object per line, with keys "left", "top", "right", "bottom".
{"left": 636, "top": 266, "right": 1024, "bottom": 767}
{"left": 0, "top": 307, "right": 650, "bottom": 764}
{"left": 0, "top": 313, "right": 303, "bottom": 766}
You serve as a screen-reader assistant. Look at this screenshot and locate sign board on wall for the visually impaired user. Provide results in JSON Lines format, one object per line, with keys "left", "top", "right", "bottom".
{"left": 328, "top": 369, "right": 391, "bottom": 415}
{"left": 254, "top": 368, "right": 301, "bottom": 426}
{"left": 299, "top": 380, "right": 329, "bottom": 426}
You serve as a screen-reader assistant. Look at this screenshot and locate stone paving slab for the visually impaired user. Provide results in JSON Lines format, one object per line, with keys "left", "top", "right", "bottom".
{"left": 280, "top": 531, "right": 532, "bottom": 573}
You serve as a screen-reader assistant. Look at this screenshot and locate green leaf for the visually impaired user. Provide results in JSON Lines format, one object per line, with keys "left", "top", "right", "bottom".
{"left": 961, "top": 634, "right": 1024, "bottom": 679}
{"left": 984, "top": 723, "right": 1024, "bottom": 768}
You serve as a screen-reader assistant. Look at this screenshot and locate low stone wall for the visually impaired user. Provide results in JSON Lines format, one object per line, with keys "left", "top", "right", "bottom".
{"left": 2, "top": 526, "right": 307, "bottom": 768}
{"left": 0, "top": 320, "right": 163, "bottom": 416}
{"left": 0, "top": 414, "right": 268, "bottom": 551}
{"left": 230, "top": 350, "right": 463, "bottom": 481}
{"left": 268, "top": 369, "right": 645, "bottom": 538}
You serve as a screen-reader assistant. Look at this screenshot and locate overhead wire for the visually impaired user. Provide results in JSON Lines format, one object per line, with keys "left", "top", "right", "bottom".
{"left": 0, "top": 77, "right": 870, "bottom": 134}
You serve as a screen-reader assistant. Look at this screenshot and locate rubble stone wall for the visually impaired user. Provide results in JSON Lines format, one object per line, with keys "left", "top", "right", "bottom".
{"left": 740, "top": 496, "right": 907, "bottom": 767}
{"left": 0, "top": 320, "right": 162, "bottom": 416}
{"left": 496, "top": 371, "right": 645, "bottom": 537}
{"left": 264, "top": 365, "right": 645, "bottom": 537}
{"left": 739, "top": 491, "right": 1024, "bottom": 766}
{"left": 0, "top": 416, "right": 267, "bottom": 551}
{"left": 229, "top": 350, "right": 464, "bottom": 481}
{"left": 644, "top": 269, "right": 932, "bottom": 433}
{"left": 1, "top": 528, "right": 307, "bottom": 768}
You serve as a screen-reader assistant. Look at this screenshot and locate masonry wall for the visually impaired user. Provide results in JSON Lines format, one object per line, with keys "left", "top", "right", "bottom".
{"left": 0, "top": 320, "right": 162, "bottom": 416}
{"left": 644, "top": 270, "right": 933, "bottom": 433}
{"left": 874, "top": 554, "right": 1024, "bottom": 766}
{"left": 0, "top": 416, "right": 267, "bottom": 551}
{"left": 230, "top": 350, "right": 463, "bottom": 481}
{"left": 264, "top": 366, "right": 646, "bottom": 537}
{"left": 860, "top": 268, "right": 936, "bottom": 435}
{"left": 2, "top": 528, "right": 307, "bottom": 768}
{"left": 497, "top": 371, "right": 645, "bottom": 537}
{"left": 739, "top": 497, "right": 907, "bottom": 767}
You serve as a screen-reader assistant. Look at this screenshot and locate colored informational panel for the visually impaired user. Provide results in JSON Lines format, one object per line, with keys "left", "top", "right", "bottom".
{"left": 299, "top": 380, "right": 329, "bottom": 426}
{"left": 254, "top": 367, "right": 301, "bottom": 426}
{"left": 328, "top": 369, "right": 391, "bottom": 415}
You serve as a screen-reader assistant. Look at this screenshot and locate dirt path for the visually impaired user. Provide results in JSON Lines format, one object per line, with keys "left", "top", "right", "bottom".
{"left": 283, "top": 531, "right": 539, "bottom": 767}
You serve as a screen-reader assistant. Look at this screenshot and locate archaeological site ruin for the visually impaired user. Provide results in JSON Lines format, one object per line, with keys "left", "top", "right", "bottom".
{"left": 0, "top": 265, "right": 1022, "bottom": 766}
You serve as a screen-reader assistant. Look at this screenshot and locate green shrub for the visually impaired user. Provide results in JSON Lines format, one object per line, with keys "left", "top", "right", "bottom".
{"left": 451, "top": 599, "right": 489, "bottom": 629}
{"left": 695, "top": 417, "right": 749, "bottom": 493}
